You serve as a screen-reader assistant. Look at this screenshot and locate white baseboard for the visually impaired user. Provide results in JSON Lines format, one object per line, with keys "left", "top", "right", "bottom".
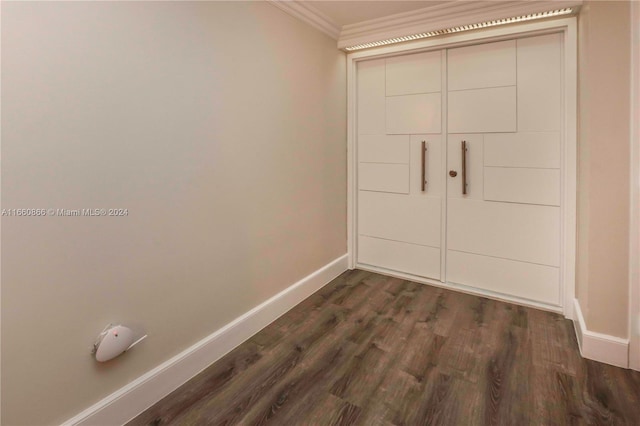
{"left": 573, "top": 298, "right": 629, "bottom": 368}
{"left": 62, "top": 254, "right": 349, "bottom": 426}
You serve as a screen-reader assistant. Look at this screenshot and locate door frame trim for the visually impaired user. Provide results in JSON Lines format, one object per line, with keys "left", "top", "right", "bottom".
{"left": 346, "top": 16, "right": 578, "bottom": 319}
{"left": 629, "top": 0, "right": 640, "bottom": 371}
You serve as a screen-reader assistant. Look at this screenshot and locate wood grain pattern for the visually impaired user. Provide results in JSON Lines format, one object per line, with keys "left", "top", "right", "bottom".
{"left": 128, "top": 270, "right": 640, "bottom": 426}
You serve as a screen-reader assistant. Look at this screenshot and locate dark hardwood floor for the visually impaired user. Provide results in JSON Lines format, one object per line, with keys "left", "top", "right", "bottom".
{"left": 128, "top": 270, "right": 640, "bottom": 425}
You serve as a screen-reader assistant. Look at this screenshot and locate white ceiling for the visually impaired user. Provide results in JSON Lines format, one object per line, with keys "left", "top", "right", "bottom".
{"left": 305, "top": 1, "right": 446, "bottom": 27}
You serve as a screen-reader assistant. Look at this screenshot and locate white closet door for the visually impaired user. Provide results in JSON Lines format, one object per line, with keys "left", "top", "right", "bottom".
{"left": 445, "top": 34, "right": 563, "bottom": 306}
{"left": 356, "top": 52, "right": 443, "bottom": 280}
{"left": 355, "top": 33, "right": 564, "bottom": 308}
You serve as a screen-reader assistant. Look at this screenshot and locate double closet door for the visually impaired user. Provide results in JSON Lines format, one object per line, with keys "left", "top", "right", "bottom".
{"left": 356, "top": 33, "right": 563, "bottom": 308}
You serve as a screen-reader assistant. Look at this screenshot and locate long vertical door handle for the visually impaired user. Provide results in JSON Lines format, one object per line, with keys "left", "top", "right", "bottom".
{"left": 421, "top": 141, "right": 427, "bottom": 192}
{"left": 461, "top": 140, "right": 468, "bottom": 195}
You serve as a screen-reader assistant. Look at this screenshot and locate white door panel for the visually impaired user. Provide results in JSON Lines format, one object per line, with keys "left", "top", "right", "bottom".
{"left": 357, "top": 59, "right": 386, "bottom": 135}
{"left": 359, "top": 163, "right": 409, "bottom": 194}
{"left": 447, "top": 250, "right": 560, "bottom": 305}
{"left": 448, "top": 40, "right": 516, "bottom": 90}
{"left": 447, "top": 198, "right": 560, "bottom": 266}
{"left": 410, "top": 135, "right": 442, "bottom": 196}
{"left": 448, "top": 86, "right": 517, "bottom": 133}
{"left": 447, "top": 134, "right": 484, "bottom": 199}
{"left": 358, "top": 191, "right": 441, "bottom": 247}
{"left": 484, "top": 167, "right": 560, "bottom": 206}
{"left": 386, "top": 51, "right": 441, "bottom": 96}
{"left": 355, "top": 35, "right": 564, "bottom": 306}
{"left": 484, "top": 132, "right": 560, "bottom": 168}
{"left": 358, "top": 235, "right": 441, "bottom": 280}
{"left": 517, "top": 34, "right": 562, "bottom": 131}
{"left": 386, "top": 93, "right": 442, "bottom": 134}
{"left": 358, "top": 134, "right": 410, "bottom": 164}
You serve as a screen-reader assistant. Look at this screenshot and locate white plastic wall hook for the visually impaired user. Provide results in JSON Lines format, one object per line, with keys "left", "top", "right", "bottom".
{"left": 93, "top": 324, "right": 146, "bottom": 362}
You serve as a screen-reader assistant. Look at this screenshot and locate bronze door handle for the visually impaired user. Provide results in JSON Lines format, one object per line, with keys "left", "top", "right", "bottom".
{"left": 421, "top": 141, "right": 427, "bottom": 192}
{"left": 461, "top": 140, "right": 468, "bottom": 195}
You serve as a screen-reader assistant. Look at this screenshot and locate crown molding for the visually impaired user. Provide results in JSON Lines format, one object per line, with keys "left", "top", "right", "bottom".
{"left": 268, "top": 0, "right": 341, "bottom": 40}
{"left": 337, "top": 0, "right": 582, "bottom": 50}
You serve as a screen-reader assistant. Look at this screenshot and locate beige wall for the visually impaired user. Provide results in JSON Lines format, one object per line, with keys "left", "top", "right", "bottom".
{"left": 1, "top": 2, "right": 346, "bottom": 424}
{"left": 577, "top": 0, "right": 631, "bottom": 338}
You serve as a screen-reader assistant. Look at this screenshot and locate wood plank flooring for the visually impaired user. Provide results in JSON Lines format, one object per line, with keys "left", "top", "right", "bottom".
{"left": 128, "top": 270, "right": 640, "bottom": 425}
